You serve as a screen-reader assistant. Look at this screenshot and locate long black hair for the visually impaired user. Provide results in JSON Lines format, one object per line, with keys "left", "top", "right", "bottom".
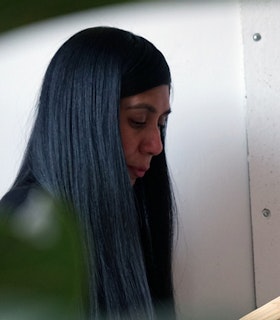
{"left": 12, "top": 27, "right": 176, "bottom": 319}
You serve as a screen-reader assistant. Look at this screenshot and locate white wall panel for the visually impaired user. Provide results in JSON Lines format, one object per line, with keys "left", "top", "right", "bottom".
{"left": 240, "top": 0, "right": 280, "bottom": 308}
{"left": 166, "top": 2, "right": 254, "bottom": 319}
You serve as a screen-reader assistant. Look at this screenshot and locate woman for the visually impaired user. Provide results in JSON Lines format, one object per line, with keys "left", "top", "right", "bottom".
{"left": 0, "top": 26, "right": 176, "bottom": 319}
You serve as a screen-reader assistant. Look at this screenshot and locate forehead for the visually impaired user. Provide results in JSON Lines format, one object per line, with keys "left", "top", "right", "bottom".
{"left": 120, "top": 85, "right": 170, "bottom": 113}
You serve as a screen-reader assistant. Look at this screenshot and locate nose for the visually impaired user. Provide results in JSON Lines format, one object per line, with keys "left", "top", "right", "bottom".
{"left": 140, "top": 127, "right": 163, "bottom": 156}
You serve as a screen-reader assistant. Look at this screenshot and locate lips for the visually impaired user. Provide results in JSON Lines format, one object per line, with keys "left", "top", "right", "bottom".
{"left": 128, "top": 166, "right": 149, "bottom": 179}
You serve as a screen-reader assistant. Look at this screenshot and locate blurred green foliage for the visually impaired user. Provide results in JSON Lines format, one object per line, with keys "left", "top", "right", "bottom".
{"left": 0, "top": 0, "right": 141, "bottom": 34}
{"left": 0, "top": 192, "right": 86, "bottom": 319}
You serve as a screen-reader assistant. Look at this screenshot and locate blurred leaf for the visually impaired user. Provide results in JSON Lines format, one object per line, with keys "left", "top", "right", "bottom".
{"left": 0, "top": 0, "right": 140, "bottom": 34}
{"left": 0, "top": 190, "right": 85, "bottom": 319}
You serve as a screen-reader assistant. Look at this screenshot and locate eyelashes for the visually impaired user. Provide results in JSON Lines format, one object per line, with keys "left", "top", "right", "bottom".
{"left": 129, "top": 120, "right": 146, "bottom": 128}
{"left": 129, "top": 118, "right": 168, "bottom": 130}
{"left": 158, "top": 117, "right": 168, "bottom": 129}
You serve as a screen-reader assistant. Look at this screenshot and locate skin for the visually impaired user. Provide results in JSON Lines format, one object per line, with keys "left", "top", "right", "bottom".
{"left": 119, "top": 85, "right": 171, "bottom": 185}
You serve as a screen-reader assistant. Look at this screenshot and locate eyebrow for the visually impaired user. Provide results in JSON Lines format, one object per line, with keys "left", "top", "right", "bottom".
{"left": 125, "top": 103, "right": 171, "bottom": 116}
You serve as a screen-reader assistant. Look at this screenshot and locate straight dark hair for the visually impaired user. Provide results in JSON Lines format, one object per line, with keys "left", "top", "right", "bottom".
{"left": 12, "top": 27, "right": 176, "bottom": 319}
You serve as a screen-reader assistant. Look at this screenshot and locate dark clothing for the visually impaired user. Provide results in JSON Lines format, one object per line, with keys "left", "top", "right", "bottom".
{"left": 0, "top": 185, "right": 32, "bottom": 212}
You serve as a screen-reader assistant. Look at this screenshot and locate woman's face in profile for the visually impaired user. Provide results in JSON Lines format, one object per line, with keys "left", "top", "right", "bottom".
{"left": 119, "top": 85, "right": 170, "bottom": 185}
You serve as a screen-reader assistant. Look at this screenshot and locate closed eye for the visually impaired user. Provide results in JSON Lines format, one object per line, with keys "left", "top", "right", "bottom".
{"left": 130, "top": 120, "right": 146, "bottom": 128}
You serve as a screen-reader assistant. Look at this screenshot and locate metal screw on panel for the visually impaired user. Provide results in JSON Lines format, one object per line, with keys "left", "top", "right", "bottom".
{"left": 262, "top": 208, "right": 271, "bottom": 218}
{"left": 253, "top": 33, "right": 261, "bottom": 41}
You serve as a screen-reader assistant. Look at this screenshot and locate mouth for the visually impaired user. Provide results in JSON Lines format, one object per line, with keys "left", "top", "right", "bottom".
{"left": 127, "top": 165, "right": 149, "bottom": 182}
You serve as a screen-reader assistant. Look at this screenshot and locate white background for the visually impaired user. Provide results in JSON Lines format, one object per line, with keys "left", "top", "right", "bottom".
{"left": 1, "top": 1, "right": 279, "bottom": 319}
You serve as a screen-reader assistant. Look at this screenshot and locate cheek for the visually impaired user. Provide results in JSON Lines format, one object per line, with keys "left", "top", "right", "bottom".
{"left": 120, "top": 128, "right": 140, "bottom": 162}
{"left": 121, "top": 133, "right": 135, "bottom": 160}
